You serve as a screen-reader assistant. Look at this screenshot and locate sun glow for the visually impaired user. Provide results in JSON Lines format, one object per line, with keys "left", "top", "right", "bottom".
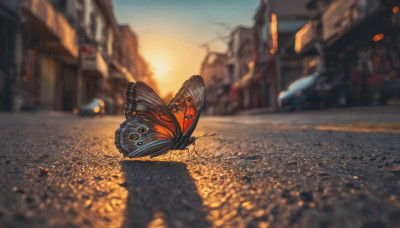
{"left": 148, "top": 54, "right": 170, "bottom": 81}
{"left": 152, "top": 60, "right": 169, "bottom": 79}
{"left": 140, "top": 36, "right": 204, "bottom": 97}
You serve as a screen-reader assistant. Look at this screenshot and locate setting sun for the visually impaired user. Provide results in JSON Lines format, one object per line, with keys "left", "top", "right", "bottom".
{"left": 142, "top": 41, "right": 203, "bottom": 97}
{"left": 149, "top": 56, "right": 169, "bottom": 80}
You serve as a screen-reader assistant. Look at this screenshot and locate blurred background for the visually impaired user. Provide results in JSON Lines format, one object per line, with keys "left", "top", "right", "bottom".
{"left": 0, "top": 0, "right": 399, "bottom": 115}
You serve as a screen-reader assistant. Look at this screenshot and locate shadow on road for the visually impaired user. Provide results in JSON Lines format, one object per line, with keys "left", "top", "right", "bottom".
{"left": 121, "top": 160, "right": 211, "bottom": 227}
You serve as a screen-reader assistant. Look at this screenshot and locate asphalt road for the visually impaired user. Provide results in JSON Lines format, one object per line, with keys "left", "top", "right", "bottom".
{"left": 0, "top": 106, "right": 399, "bottom": 228}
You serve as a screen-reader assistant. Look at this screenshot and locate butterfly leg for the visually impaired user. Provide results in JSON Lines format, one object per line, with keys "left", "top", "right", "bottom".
{"left": 185, "top": 148, "right": 190, "bottom": 161}
{"left": 169, "top": 150, "right": 172, "bottom": 161}
{"left": 193, "top": 141, "right": 206, "bottom": 159}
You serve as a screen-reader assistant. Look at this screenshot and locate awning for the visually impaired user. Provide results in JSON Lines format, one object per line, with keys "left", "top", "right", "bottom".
{"left": 110, "top": 61, "right": 135, "bottom": 82}
{"left": 21, "top": 0, "right": 78, "bottom": 58}
{"left": 323, "top": 0, "right": 386, "bottom": 50}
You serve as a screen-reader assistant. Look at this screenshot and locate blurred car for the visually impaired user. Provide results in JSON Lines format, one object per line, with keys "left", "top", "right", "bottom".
{"left": 77, "top": 98, "right": 105, "bottom": 116}
{"left": 278, "top": 72, "right": 319, "bottom": 111}
{"left": 314, "top": 73, "right": 350, "bottom": 108}
{"left": 278, "top": 72, "right": 349, "bottom": 111}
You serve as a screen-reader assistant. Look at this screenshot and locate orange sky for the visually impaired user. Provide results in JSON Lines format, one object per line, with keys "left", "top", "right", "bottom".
{"left": 114, "top": 0, "right": 259, "bottom": 97}
{"left": 140, "top": 31, "right": 206, "bottom": 97}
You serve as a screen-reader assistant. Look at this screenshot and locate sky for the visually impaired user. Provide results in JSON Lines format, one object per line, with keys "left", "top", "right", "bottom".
{"left": 113, "top": 0, "right": 260, "bottom": 97}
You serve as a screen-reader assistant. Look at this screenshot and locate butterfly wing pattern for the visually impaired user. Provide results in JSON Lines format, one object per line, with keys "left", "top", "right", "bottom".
{"left": 115, "top": 75, "right": 205, "bottom": 158}
{"left": 115, "top": 81, "right": 181, "bottom": 158}
{"left": 168, "top": 75, "right": 205, "bottom": 141}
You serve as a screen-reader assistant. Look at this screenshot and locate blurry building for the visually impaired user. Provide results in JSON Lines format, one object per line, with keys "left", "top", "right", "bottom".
{"left": 0, "top": 1, "right": 22, "bottom": 111}
{"left": 295, "top": 0, "right": 332, "bottom": 74}
{"left": 77, "top": 0, "right": 115, "bottom": 107}
{"left": 107, "top": 25, "right": 135, "bottom": 115}
{"left": 118, "top": 25, "right": 157, "bottom": 89}
{"left": 118, "top": 26, "right": 159, "bottom": 94}
{"left": 107, "top": 25, "right": 159, "bottom": 115}
{"left": 200, "top": 51, "right": 230, "bottom": 115}
{"left": 227, "top": 26, "right": 253, "bottom": 111}
{"left": 296, "top": 0, "right": 400, "bottom": 106}
{"left": 253, "top": 0, "right": 309, "bottom": 109}
{"left": 19, "top": 0, "right": 80, "bottom": 111}
{"left": 117, "top": 25, "right": 139, "bottom": 80}
{"left": 0, "top": 0, "right": 153, "bottom": 114}
{"left": 135, "top": 55, "right": 159, "bottom": 94}
{"left": 79, "top": 2, "right": 157, "bottom": 114}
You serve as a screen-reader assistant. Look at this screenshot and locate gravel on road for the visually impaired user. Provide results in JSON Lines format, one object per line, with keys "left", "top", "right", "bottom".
{"left": 0, "top": 107, "right": 399, "bottom": 227}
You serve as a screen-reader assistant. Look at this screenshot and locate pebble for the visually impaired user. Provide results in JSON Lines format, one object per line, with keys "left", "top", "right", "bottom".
{"left": 12, "top": 187, "right": 25, "bottom": 194}
{"left": 0, "top": 110, "right": 399, "bottom": 227}
{"left": 299, "top": 192, "right": 313, "bottom": 202}
{"left": 210, "top": 202, "right": 222, "bottom": 208}
{"left": 39, "top": 167, "right": 50, "bottom": 177}
{"left": 215, "top": 152, "right": 223, "bottom": 157}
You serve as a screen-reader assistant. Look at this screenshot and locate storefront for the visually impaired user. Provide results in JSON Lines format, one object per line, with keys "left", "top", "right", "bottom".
{"left": 323, "top": 0, "right": 400, "bottom": 105}
{"left": 253, "top": 63, "right": 275, "bottom": 108}
{"left": 18, "top": 0, "right": 79, "bottom": 111}
{"left": 80, "top": 44, "right": 109, "bottom": 104}
{"left": 0, "top": 1, "right": 20, "bottom": 111}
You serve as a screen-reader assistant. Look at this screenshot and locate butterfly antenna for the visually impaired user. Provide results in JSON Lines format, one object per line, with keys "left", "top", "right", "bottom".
{"left": 191, "top": 133, "right": 220, "bottom": 160}
{"left": 195, "top": 133, "right": 221, "bottom": 140}
{"left": 193, "top": 141, "right": 206, "bottom": 159}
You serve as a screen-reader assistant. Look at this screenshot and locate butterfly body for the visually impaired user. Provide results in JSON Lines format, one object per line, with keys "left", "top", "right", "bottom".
{"left": 176, "top": 136, "right": 197, "bottom": 150}
{"left": 115, "top": 75, "right": 205, "bottom": 158}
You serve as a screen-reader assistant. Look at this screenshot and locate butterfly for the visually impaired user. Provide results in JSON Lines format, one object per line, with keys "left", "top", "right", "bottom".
{"left": 115, "top": 75, "right": 205, "bottom": 158}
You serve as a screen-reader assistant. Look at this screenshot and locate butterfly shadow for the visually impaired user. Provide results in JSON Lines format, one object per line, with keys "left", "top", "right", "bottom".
{"left": 120, "top": 160, "right": 211, "bottom": 227}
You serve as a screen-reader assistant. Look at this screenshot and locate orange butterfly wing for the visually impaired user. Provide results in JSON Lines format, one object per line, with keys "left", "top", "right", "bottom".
{"left": 116, "top": 82, "right": 182, "bottom": 158}
{"left": 168, "top": 76, "right": 205, "bottom": 136}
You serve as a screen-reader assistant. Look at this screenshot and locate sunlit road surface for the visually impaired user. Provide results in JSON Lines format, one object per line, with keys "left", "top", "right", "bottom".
{"left": 0, "top": 107, "right": 399, "bottom": 228}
